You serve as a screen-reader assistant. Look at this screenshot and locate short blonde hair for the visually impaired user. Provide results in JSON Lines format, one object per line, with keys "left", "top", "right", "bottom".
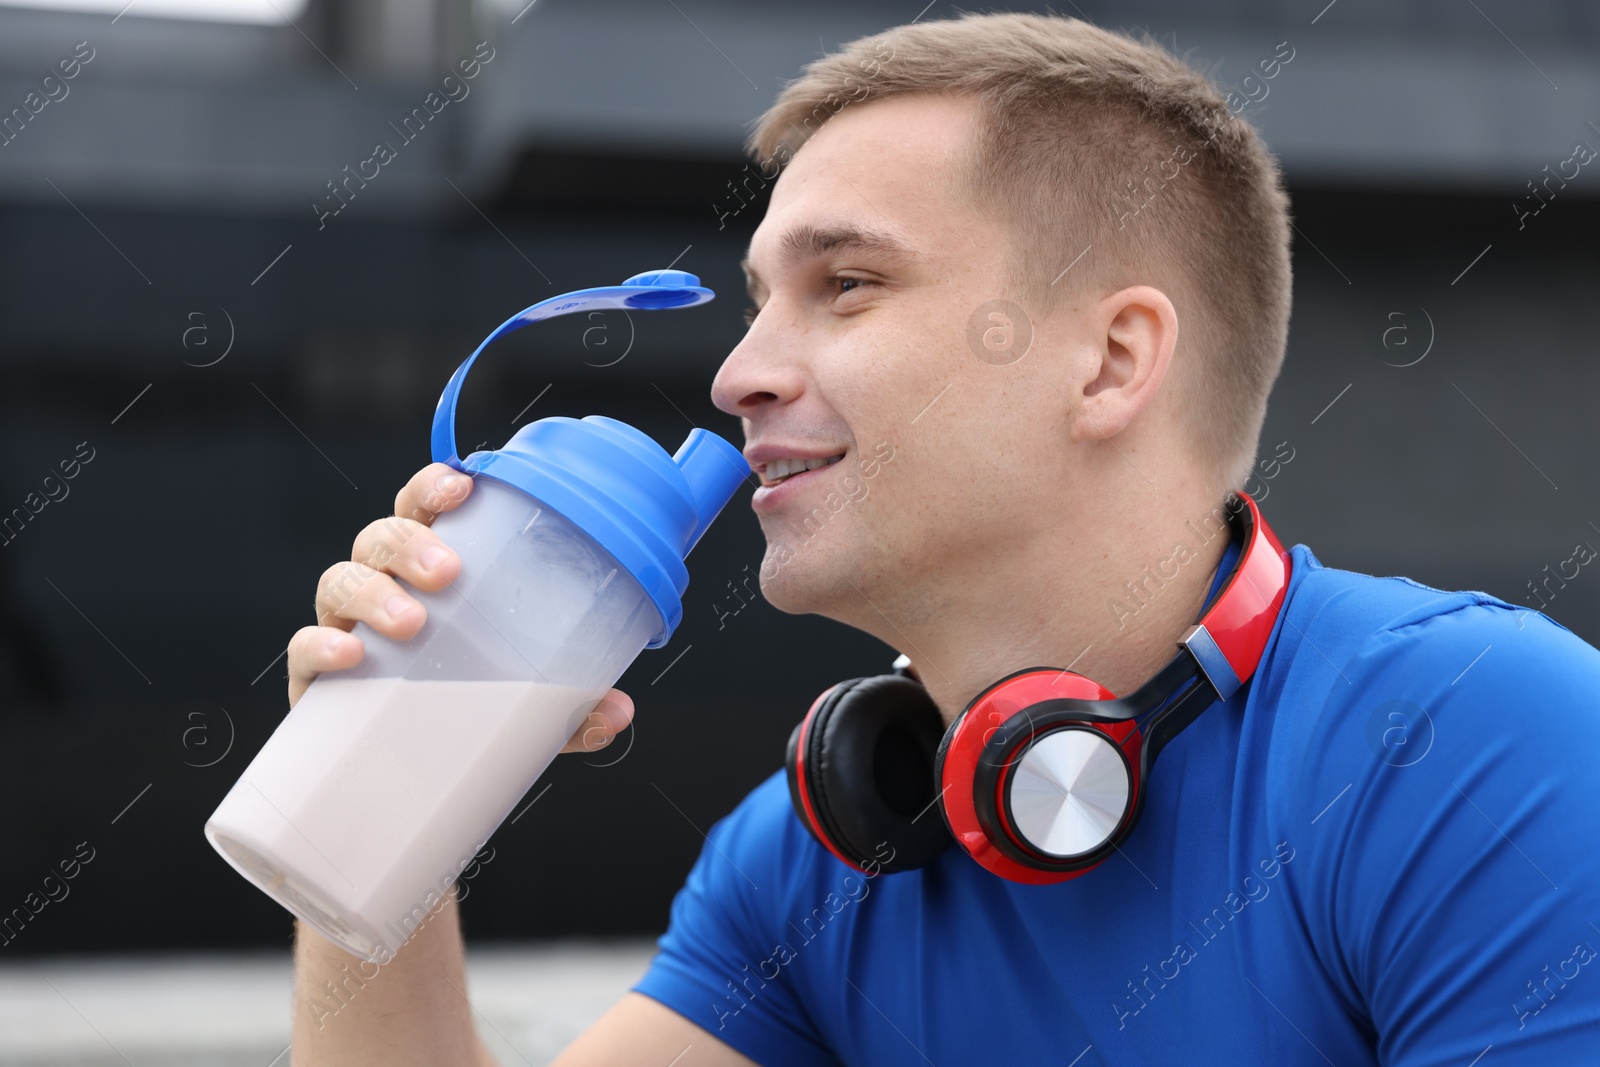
{"left": 749, "top": 12, "right": 1293, "bottom": 490}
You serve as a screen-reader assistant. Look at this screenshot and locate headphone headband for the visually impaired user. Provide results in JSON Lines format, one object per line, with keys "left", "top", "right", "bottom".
{"left": 1177, "top": 492, "right": 1291, "bottom": 701}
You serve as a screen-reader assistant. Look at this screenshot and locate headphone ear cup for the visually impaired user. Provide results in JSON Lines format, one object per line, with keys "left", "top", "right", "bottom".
{"left": 784, "top": 713, "right": 815, "bottom": 837}
{"left": 786, "top": 675, "right": 951, "bottom": 874}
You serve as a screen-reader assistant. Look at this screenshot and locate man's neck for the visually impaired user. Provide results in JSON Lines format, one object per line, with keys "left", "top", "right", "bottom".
{"left": 881, "top": 497, "right": 1235, "bottom": 728}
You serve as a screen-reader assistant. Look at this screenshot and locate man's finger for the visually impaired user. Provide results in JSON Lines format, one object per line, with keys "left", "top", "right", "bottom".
{"left": 350, "top": 516, "right": 460, "bottom": 593}
{"left": 394, "top": 463, "right": 474, "bottom": 526}
{"left": 286, "top": 624, "right": 364, "bottom": 708}
{"left": 561, "top": 690, "right": 635, "bottom": 754}
{"left": 313, "top": 561, "right": 426, "bottom": 640}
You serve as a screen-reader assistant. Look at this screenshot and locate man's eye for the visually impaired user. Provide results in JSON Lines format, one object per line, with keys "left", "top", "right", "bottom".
{"left": 743, "top": 279, "right": 873, "bottom": 326}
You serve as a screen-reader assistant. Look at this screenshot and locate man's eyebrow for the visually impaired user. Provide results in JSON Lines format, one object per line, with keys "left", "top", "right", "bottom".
{"left": 740, "top": 223, "right": 920, "bottom": 298}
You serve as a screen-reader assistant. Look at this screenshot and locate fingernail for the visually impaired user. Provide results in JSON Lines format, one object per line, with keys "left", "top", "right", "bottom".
{"left": 385, "top": 594, "right": 414, "bottom": 619}
{"left": 438, "top": 473, "right": 462, "bottom": 494}
{"left": 420, "top": 545, "right": 451, "bottom": 570}
{"left": 326, "top": 632, "right": 350, "bottom": 655}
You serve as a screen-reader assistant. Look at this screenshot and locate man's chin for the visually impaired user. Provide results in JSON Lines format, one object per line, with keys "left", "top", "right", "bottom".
{"left": 756, "top": 563, "right": 813, "bottom": 616}
{"left": 757, "top": 547, "right": 840, "bottom": 616}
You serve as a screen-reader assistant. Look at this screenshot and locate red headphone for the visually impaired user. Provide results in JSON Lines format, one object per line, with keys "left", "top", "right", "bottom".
{"left": 785, "top": 491, "right": 1291, "bottom": 884}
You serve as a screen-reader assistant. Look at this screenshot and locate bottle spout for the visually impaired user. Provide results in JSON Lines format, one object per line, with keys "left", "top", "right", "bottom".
{"left": 673, "top": 429, "right": 750, "bottom": 555}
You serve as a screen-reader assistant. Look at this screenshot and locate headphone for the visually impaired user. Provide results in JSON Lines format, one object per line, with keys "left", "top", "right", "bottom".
{"left": 785, "top": 491, "right": 1292, "bottom": 885}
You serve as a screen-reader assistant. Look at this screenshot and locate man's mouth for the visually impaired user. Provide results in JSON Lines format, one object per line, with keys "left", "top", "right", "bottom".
{"left": 759, "top": 454, "right": 846, "bottom": 488}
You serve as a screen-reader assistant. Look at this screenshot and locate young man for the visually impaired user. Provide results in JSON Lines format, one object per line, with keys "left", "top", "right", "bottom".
{"left": 288, "top": 13, "right": 1600, "bottom": 1065}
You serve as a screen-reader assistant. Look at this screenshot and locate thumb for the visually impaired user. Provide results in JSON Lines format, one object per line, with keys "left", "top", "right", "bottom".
{"left": 562, "top": 689, "right": 634, "bottom": 754}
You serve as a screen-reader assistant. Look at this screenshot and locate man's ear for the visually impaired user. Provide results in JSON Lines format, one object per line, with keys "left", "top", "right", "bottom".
{"left": 1067, "top": 285, "right": 1178, "bottom": 443}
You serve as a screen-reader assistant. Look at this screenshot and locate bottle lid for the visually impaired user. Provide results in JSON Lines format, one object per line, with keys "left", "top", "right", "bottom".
{"left": 430, "top": 270, "right": 750, "bottom": 648}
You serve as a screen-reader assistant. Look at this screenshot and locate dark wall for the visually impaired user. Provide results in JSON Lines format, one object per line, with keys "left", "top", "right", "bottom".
{"left": 2, "top": 162, "right": 1598, "bottom": 951}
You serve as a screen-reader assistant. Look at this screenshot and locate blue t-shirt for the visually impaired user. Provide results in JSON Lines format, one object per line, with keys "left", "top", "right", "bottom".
{"left": 632, "top": 545, "right": 1600, "bottom": 1064}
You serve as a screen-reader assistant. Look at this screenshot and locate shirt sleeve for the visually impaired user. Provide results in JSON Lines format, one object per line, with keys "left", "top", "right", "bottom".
{"left": 631, "top": 771, "right": 844, "bottom": 1067}
{"left": 1295, "top": 600, "right": 1600, "bottom": 1065}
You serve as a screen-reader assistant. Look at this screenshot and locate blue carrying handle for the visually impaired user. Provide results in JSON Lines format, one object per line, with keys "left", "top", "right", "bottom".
{"left": 430, "top": 269, "right": 715, "bottom": 469}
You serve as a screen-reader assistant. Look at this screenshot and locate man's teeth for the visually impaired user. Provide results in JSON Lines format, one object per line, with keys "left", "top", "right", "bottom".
{"left": 766, "top": 454, "right": 844, "bottom": 483}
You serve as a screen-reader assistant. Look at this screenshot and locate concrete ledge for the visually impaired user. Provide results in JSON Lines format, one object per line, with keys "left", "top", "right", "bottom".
{"left": 0, "top": 939, "right": 657, "bottom": 1066}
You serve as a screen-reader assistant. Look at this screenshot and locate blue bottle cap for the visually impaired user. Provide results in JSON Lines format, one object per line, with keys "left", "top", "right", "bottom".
{"left": 430, "top": 270, "right": 750, "bottom": 648}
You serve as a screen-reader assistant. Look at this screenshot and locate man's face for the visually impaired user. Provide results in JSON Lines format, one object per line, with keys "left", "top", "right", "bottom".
{"left": 712, "top": 93, "right": 1080, "bottom": 622}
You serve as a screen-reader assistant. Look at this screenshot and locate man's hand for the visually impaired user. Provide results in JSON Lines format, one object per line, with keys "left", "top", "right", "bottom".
{"left": 282, "top": 461, "right": 636, "bottom": 749}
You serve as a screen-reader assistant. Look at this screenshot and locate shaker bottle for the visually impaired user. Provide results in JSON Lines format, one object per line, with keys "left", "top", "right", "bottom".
{"left": 204, "top": 269, "right": 749, "bottom": 962}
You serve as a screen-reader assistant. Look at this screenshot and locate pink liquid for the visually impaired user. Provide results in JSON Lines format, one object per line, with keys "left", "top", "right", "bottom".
{"left": 209, "top": 676, "right": 605, "bottom": 957}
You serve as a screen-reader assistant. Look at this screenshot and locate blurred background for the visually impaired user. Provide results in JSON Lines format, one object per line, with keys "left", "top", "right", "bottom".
{"left": 0, "top": 0, "right": 1596, "bottom": 1061}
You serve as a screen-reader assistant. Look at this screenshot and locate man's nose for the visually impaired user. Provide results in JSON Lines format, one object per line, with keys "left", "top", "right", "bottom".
{"left": 710, "top": 320, "right": 806, "bottom": 418}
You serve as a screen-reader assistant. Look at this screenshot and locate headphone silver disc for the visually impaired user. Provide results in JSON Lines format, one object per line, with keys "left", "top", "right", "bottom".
{"left": 1007, "top": 728, "right": 1131, "bottom": 858}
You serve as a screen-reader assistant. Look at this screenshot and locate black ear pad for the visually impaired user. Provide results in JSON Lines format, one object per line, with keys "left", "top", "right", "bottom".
{"left": 784, "top": 675, "right": 951, "bottom": 874}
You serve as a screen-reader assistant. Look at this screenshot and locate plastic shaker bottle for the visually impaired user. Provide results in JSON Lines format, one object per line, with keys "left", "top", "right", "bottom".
{"left": 204, "top": 269, "right": 749, "bottom": 962}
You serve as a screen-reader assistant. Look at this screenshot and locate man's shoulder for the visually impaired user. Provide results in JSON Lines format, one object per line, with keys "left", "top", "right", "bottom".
{"left": 1244, "top": 553, "right": 1600, "bottom": 1058}
{"left": 697, "top": 768, "right": 833, "bottom": 897}
{"left": 1255, "top": 544, "right": 1600, "bottom": 820}
{"left": 711, "top": 768, "right": 808, "bottom": 849}
{"left": 1283, "top": 543, "right": 1521, "bottom": 637}
{"left": 1272, "top": 542, "right": 1598, "bottom": 683}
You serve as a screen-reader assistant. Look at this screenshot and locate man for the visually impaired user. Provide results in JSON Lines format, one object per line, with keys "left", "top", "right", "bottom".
{"left": 288, "top": 12, "right": 1600, "bottom": 1065}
